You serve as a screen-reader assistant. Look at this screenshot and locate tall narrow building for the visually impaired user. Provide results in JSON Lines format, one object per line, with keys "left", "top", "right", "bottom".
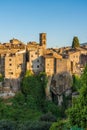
{"left": 40, "top": 33, "right": 46, "bottom": 49}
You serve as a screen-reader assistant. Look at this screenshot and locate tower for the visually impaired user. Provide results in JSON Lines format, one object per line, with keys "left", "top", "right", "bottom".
{"left": 39, "top": 33, "right": 46, "bottom": 49}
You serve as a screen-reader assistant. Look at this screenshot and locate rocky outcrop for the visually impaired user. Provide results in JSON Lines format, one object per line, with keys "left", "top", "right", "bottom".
{"left": 3, "top": 78, "right": 21, "bottom": 92}
{"left": 50, "top": 72, "right": 72, "bottom": 105}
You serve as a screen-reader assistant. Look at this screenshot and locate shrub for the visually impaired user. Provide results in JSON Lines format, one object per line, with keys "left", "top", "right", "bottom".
{"left": 40, "top": 112, "right": 57, "bottom": 122}
{"left": 0, "top": 120, "right": 17, "bottom": 130}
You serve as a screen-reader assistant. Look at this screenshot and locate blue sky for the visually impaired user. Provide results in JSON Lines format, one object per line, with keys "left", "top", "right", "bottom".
{"left": 0, "top": 0, "right": 87, "bottom": 47}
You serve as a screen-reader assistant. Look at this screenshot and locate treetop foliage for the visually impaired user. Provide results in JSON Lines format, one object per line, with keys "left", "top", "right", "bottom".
{"left": 72, "top": 36, "right": 80, "bottom": 48}
{"left": 0, "top": 73, "right": 4, "bottom": 82}
{"left": 67, "top": 65, "right": 87, "bottom": 129}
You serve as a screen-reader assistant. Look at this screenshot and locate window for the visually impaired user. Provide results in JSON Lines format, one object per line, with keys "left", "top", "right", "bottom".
{"left": 37, "top": 59, "right": 39, "bottom": 62}
{"left": 35, "top": 52, "right": 38, "bottom": 55}
{"left": 9, "top": 72, "right": 13, "bottom": 75}
{"left": 43, "top": 35, "right": 46, "bottom": 39}
{"left": 37, "top": 65, "right": 39, "bottom": 68}
{"left": 9, "top": 59, "right": 12, "bottom": 61}
{"left": 43, "top": 41, "right": 45, "bottom": 44}
{"left": 31, "top": 55, "right": 33, "bottom": 57}
{"left": 9, "top": 64, "right": 12, "bottom": 66}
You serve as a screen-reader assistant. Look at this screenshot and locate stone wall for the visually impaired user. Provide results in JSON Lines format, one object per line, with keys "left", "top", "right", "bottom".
{"left": 56, "top": 59, "right": 71, "bottom": 74}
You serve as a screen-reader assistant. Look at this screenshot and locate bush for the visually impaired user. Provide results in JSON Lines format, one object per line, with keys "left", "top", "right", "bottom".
{"left": 40, "top": 112, "right": 57, "bottom": 122}
{"left": 44, "top": 101, "right": 62, "bottom": 118}
{"left": 49, "top": 120, "right": 70, "bottom": 130}
{"left": 0, "top": 120, "right": 17, "bottom": 130}
{"left": 18, "top": 121, "right": 52, "bottom": 130}
{"left": 0, "top": 73, "right": 4, "bottom": 82}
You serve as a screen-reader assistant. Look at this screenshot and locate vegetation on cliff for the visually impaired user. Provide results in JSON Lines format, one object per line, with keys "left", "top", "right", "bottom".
{"left": 0, "top": 67, "right": 87, "bottom": 129}
{"left": 0, "top": 73, "right": 4, "bottom": 82}
{"left": 0, "top": 71, "right": 61, "bottom": 129}
{"left": 67, "top": 65, "right": 87, "bottom": 129}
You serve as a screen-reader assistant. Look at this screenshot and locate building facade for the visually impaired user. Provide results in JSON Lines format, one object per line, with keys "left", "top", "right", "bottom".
{"left": 0, "top": 33, "right": 87, "bottom": 80}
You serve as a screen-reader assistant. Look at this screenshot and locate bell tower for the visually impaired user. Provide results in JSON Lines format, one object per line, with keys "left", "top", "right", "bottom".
{"left": 39, "top": 33, "right": 46, "bottom": 49}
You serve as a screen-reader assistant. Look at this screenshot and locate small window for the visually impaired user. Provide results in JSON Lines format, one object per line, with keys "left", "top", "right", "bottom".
{"left": 31, "top": 55, "right": 33, "bottom": 57}
{"left": 9, "top": 64, "right": 12, "bottom": 66}
{"left": 37, "top": 59, "right": 39, "bottom": 62}
{"left": 35, "top": 52, "right": 37, "bottom": 55}
{"left": 9, "top": 59, "right": 12, "bottom": 61}
{"left": 43, "top": 35, "right": 46, "bottom": 39}
{"left": 9, "top": 72, "right": 13, "bottom": 75}
{"left": 37, "top": 65, "right": 39, "bottom": 68}
{"left": 43, "top": 41, "right": 45, "bottom": 44}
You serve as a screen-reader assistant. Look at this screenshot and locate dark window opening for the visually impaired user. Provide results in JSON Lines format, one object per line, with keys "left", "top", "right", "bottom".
{"left": 37, "top": 65, "right": 39, "bottom": 68}
{"left": 37, "top": 59, "right": 39, "bottom": 62}
{"left": 9, "top": 64, "right": 12, "bottom": 66}
{"left": 43, "top": 41, "right": 45, "bottom": 44}
{"left": 9, "top": 59, "right": 12, "bottom": 61}
{"left": 9, "top": 72, "right": 13, "bottom": 75}
{"left": 35, "top": 52, "right": 37, "bottom": 55}
{"left": 31, "top": 55, "right": 33, "bottom": 57}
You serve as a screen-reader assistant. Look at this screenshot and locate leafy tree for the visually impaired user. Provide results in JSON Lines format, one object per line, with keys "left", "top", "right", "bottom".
{"left": 25, "top": 70, "right": 33, "bottom": 77}
{"left": 49, "top": 120, "right": 70, "bottom": 130}
{"left": 80, "top": 65, "right": 87, "bottom": 85}
{"left": 72, "top": 36, "right": 80, "bottom": 48}
{"left": 72, "top": 75, "right": 81, "bottom": 91}
{"left": 40, "top": 112, "right": 57, "bottom": 122}
{"left": 21, "top": 71, "right": 47, "bottom": 110}
{"left": 18, "top": 121, "right": 51, "bottom": 130}
{"left": 67, "top": 65, "right": 87, "bottom": 129}
{"left": 44, "top": 101, "right": 62, "bottom": 118}
{"left": 12, "top": 92, "right": 25, "bottom": 106}
{"left": 0, "top": 120, "right": 17, "bottom": 130}
{"left": 0, "top": 73, "right": 4, "bottom": 82}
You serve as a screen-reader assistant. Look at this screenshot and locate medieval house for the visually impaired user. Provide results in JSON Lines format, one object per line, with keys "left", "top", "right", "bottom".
{"left": 0, "top": 33, "right": 87, "bottom": 100}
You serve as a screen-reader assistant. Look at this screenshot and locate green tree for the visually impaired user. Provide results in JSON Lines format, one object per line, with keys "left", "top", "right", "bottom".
{"left": 21, "top": 71, "right": 47, "bottom": 110}
{"left": 80, "top": 65, "right": 87, "bottom": 85}
{"left": 0, "top": 120, "right": 17, "bottom": 130}
{"left": 72, "top": 75, "right": 81, "bottom": 91}
{"left": 40, "top": 112, "right": 57, "bottom": 122}
{"left": 67, "top": 65, "right": 87, "bottom": 129}
{"left": 72, "top": 36, "right": 80, "bottom": 48}
{"left": 13, "top": 92, "right": 25, "bottom": 105}
{"left": 44, "top": 101, "right": 62, "bottom": 118}
{"left": 0, "top": 73, "right": 4, "bottom": 82}
{"left": 18, "top": 121, "right": 51, "bottom": 130}
{"left": 49, "top": 120, "right": 70, "bottom": 130}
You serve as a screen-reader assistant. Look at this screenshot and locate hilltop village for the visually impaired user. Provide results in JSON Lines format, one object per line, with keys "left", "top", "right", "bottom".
{"left": 0, "top": 33, "right": 87, "bottom": 99}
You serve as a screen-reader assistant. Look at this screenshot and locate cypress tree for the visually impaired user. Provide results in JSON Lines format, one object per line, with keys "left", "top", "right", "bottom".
{"left": 72, "top": 36, "right": 80, "bottom": 48}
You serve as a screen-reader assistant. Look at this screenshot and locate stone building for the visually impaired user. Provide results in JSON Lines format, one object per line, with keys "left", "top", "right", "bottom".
{"left": 5, "top": 50, "right": 26, "bottom": 79}
{"left": 0, "top": 33, "right": 86, "bottom": 80}
{"left": 44, "top": 52, "right": 62, "bottom": 76}
{"left": 0, "top": 33, "right": 87, "bottom": 98}
{"left": 26, "top": 33, "right": 46, "bottom": 74}
{"left": 62, "top": 47, "right": 87, "bottom": 75}
{"left": 0, "top": 54, "right": 5, "bottom": 76}
{"left": 56, "top": 58, "right": 71, "bottom": 74}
